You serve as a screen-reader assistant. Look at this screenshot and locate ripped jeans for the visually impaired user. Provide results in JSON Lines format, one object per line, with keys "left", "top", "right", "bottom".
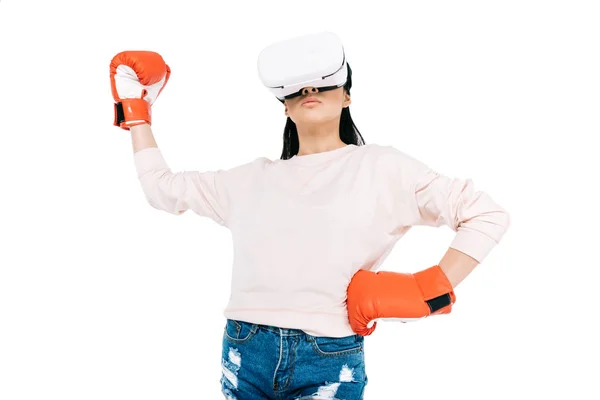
{"left": 221, "top": 319, "right": 368, "bottom": 400}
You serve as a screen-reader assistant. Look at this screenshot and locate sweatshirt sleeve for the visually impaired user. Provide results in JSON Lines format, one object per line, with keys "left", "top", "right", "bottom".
{"left": 384, "top": 146, "right": 510, "bottom": 263}
{"left": 133, "top": 147, "right": 248, "bottom": 227}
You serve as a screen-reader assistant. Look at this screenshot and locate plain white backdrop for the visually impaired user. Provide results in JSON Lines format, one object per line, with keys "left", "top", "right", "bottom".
{"left": 1, "top": 0, "right": 599, "bottom": 399}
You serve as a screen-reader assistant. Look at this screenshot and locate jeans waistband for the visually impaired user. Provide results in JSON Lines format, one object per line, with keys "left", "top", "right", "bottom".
{"left": 228, "top": 318, "right": 359, "bottom": 339}
{"left": 256, "top": 323, "right": 308, "bottom": 336}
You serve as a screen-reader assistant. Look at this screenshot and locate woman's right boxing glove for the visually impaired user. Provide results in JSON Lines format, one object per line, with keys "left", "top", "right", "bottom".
{"left": 110, "top": 51, "right": 171, "bottom": 130}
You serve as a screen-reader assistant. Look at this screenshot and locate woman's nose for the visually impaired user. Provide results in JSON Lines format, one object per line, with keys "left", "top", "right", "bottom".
{"left": 301, "top": 87, "right": 319, "bottom": 95}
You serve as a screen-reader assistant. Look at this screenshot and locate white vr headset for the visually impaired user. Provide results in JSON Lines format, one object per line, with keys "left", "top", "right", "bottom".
{"left": 257, "top": 31, "right": 349, "bottom": 102}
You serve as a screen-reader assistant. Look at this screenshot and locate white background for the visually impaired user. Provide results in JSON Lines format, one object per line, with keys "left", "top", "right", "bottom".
{"left": 1, "top": 0, "right": 599, "bottom": 399}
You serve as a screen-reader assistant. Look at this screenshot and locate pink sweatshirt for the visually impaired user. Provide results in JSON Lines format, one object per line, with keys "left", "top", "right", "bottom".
{"left": 133, "top": 143, "right": 510, "bottom": 337}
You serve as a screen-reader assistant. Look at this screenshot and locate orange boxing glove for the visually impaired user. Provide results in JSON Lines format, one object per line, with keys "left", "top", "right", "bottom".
{"left": 346, "top": 265, "right": 456, "bottom": 336}
{"left": 110, "top": 51, "right": 171, "bottom": 129}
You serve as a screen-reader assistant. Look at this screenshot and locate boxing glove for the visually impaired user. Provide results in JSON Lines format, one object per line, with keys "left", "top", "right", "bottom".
{"left": 110, "top": 51, "right": 171, "bottom": 129}
{"left": 346, "top": 265, "right": 456, "bottom": 336}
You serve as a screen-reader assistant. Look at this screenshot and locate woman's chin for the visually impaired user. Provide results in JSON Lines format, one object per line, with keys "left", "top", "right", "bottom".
{"left": 296, "top": 113, "right": 333, "bottom": 125}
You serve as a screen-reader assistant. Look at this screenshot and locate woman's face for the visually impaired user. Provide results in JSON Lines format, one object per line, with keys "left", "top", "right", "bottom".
{"left": 284, "top": 86, "right": 351, "bottom": 126}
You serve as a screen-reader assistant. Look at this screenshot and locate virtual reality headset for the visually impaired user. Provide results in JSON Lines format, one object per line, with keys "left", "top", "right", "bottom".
{"left": 257, "top": 31, "right": 348, "bottom": 102}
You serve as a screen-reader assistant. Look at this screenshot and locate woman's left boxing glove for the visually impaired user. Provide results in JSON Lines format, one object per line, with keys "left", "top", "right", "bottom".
{"left": 346, "top": 265, "right": 456, "bottom": 336}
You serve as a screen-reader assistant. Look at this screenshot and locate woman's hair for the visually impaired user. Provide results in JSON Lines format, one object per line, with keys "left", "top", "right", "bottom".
{"left": 279, "top": 63, "right": 366, "bottom": 160}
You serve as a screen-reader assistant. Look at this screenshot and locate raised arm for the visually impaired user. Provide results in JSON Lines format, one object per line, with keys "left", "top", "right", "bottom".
{"left": 110, "top": 51, "right": 237, "bottom": 226}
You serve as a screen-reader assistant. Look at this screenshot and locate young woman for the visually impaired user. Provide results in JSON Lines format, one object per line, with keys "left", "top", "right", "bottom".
{"left": 110, "top": 34, "right": 510, "bottom": 400}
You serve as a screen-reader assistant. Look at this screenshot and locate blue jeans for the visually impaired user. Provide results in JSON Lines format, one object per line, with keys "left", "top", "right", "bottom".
{"left": 221, "top": 319, "right": 368, "bottom": 399}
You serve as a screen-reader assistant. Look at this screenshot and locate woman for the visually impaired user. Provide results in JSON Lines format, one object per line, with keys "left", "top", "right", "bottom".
{"left": 110, "top": 34, "right": 510, "bottom": 400}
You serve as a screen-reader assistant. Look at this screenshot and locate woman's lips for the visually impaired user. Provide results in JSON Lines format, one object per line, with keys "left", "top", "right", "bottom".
{"left": 302, "top": 100, "right": 321, "bottom": 106}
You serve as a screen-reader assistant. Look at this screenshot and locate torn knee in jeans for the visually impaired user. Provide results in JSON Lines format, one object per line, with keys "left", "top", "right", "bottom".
{"left": 299, "top": 364, "right": 356, "bottom": 400}
{"left": 221, "top": 347, "right": 242, "bottom": 397}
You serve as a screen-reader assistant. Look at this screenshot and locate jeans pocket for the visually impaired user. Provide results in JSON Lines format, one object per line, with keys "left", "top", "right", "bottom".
{"left": 309, "top": 334, "right": 364, "bottom": 357}
{"left": 223, "top": 319, "right": 259, "bottom": 345}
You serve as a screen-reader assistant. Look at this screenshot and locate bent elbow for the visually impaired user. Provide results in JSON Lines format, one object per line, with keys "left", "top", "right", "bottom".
{"left": 138, "top": 170, "right": 188, "bottom": 215}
